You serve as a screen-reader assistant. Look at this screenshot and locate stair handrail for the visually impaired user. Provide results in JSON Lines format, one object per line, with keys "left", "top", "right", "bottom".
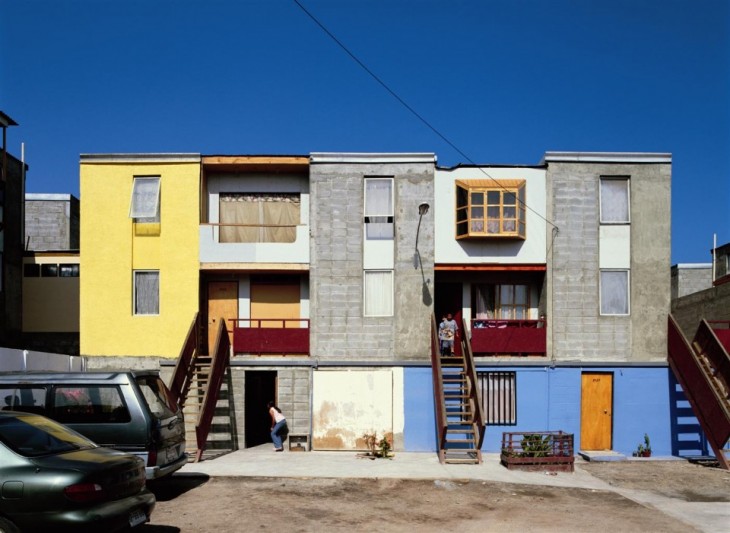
{"left": 429, "top": 313, "right": 448, "bottom": 463}
{"left": 461, "top": 317, "right": 486, "bottom": 449}
{"left": 668, "top": 314, "right": 730, "bottom": 469}
{"left": 169, "top": 312, "right": 199, "bottom": 408}
{"left": 695, "top": 319, "right": 730, "bottom": 395}
{"left": 195, "top": 317, "right": 231, "bottom": 462}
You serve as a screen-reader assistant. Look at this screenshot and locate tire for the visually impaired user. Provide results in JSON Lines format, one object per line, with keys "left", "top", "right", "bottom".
{"left": 0, "top": 516, "right": 19, "bottom": 533}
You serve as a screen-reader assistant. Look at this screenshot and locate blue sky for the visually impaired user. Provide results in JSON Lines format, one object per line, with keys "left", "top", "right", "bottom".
{"left": 1, "top": 0, "right": 728, "bottom": 263}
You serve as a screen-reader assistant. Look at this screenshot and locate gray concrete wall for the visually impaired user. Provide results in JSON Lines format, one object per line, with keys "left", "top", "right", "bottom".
{"left": 671, "top": 265, "right": 712, "bottom": 299}
{"left": 546, "top": 160, "right": 671, "bottom": 362}
{"left": 309, "top": 158, "right": 434, "bottom": 361}
{"left": 25, "top": 195, "right": 79, "bottom": 251}
{"left": 671, "top": 281, "right": 730, "bottom": 338}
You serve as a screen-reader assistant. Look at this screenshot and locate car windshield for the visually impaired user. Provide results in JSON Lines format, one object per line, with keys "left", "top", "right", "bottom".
{"left": 0, "top": 415, "right": 96, "bottom": 457}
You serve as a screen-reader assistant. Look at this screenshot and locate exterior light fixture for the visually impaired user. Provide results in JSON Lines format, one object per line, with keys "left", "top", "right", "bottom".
{"left": 414, "top": 202, "right": 430, "bottom": 268}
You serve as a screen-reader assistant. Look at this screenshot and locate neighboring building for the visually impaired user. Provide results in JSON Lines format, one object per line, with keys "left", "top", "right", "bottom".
{"left": 672, "top": 263, "right": 712, "bottom": 300}
{"left": 79, "top": 150, "right": 679, "bottom": 457}
{"left": 671, "top": 242, "right": 730, "bottom": 338}
{"left": 25, "top": 193, "right": 79, "bottom": 251}
{"left": 0, "top": 111, "right": 24, "bottom": 349}
{"left": 22, "top": 194, "right": 81, "bottom": 354}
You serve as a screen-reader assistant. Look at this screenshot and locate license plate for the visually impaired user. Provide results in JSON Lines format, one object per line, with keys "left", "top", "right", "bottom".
{"left": 129, "top": 509, "right": 147, "bottom": 528}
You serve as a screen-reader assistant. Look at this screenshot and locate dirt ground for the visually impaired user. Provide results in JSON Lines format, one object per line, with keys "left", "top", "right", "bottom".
{"left": 139, "top": 461, "right": 730, "bottom": 533}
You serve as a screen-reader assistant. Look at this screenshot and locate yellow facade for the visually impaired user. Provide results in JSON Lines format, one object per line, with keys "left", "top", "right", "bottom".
{"left": 80, "top": 157, "right": 200, "bottom": 358}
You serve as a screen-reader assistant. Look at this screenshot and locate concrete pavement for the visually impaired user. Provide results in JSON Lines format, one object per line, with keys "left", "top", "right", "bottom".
{"left": 177, "top": 446, "right": 730, "bottom": 533}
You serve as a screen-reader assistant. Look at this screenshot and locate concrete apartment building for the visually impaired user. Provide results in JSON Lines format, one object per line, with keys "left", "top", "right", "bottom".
{"left": 78, "top": 150, "right": 682, "bottom": 457}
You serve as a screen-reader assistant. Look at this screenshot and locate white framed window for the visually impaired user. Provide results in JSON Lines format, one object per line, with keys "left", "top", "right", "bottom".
{"left": 363, "top": 270, "right": 393, "bottom": 317}
{"left": 364, "top": 178, "right": 394, "bottom": 240}
{"left": 599, "top": 177, "right": 629, "bottom": 223}
{"left": 134, "top": 270, "right": 159, "bottom": 315}
{"left": 600, "top": 269, "right": 629, "bottom": 315}
{"left": 129, "top": 176, "right": 161, "bottom": 223}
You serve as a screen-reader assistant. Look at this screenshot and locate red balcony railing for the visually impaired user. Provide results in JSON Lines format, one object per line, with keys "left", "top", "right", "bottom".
{"left": 231, "top": 318, "right": 310, "bottom": 356}
{"left": 469, "top": 319, "right": 546, "bottom": 356}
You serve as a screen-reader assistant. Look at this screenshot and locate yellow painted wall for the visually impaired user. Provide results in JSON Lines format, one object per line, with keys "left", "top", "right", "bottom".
{"left": 80, "top": 160, "right": 200, "bottom": 358}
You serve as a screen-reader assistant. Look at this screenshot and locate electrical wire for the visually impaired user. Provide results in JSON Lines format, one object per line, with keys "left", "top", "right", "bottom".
{"left": 293, "top": 0, "right": 558, "bottom": 230}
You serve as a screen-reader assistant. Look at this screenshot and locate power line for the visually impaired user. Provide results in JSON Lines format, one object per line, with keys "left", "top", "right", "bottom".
{"left": 293, "top": 0, "right": 557, "bottom": 229}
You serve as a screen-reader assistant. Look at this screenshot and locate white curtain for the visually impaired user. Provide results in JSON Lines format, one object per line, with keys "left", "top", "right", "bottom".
{"left": 365, "top": 179, "right": 393, "bottom": 240}
{"left": 135, "top": 271, "right": 159, "bottom": 315}
{"left": 601, "top": 270, "right": 629, "bottom": 314}
{"left": 219, "top": 194, "right": 299, "bottom": 243}
{"left": 475, "top": 285, "right": 495, "bottom": 319}
{"left": 130, "top": 177, "right": 160, "bottom": 219}
{"left": 600, "top": 179, "right": 629, "bottom": 222}
{"left": 364, "top": 270, "right": 393, "bottom": 316}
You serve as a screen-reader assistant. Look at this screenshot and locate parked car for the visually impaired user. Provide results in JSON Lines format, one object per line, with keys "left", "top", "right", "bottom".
{"left": 0, "top": 410, "right": 155, "bottom": 532}
{"left": 0, "top": 371, "right": 187, "bottom": 480}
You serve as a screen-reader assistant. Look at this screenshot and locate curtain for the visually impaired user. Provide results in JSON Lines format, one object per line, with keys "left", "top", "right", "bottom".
{"left": 365, "top": 179, "right": 393, "bottom": 240}
{"left": 130, "top": 177, "right": 160, "bottom": 219}
{"left": 601, "top": 270, "right": 629, "bottom": 314}
{"left": 219, "top": 194, "right": 299, "bottom": 243}
{"left": 135, "top": 271, "right": 159, "bottom": 315}
{"left": 600, "top": 179, "right": 629, "bottom": 222}
{"left": 475, "top": 285, "right": 495, "bottom": 319}
{"left": 364, "top": 271, "right": 393, "bottom": 316}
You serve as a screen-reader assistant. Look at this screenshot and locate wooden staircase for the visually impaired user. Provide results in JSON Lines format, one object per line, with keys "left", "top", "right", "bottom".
{"left": 169, "top": 314, "right": 235, "bottom": 462}
{"left": 431, "top": 315, "right": 485, "bottom": 464}
{"left": 667, "top": 315, "right": 730, "bottom": 469}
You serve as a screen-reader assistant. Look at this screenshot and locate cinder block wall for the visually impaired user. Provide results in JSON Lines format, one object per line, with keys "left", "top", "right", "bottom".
{"left": 671, "top": 265, "right": 712, "bottom": 300}
{"left": 671, "top": 282, "right": 730, "bottom": 338}
{"left": 309, "top": 159, "right": 434, "bottom": 361}
{"left": 547, "top": 161, "right": 671, "bottom": 362}
{"left": 25, "top": 195, "right": 79, "bottom": 251}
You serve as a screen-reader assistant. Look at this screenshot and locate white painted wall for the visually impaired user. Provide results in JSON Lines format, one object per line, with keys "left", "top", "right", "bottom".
{"left": 312, "top": 368, "right": 403, "bottom": 450}
{"left": 599, "top": 225, "right": 631, "bottom": 269}
{"left": 434, "top": 167, "right": 547, "bottom": 264}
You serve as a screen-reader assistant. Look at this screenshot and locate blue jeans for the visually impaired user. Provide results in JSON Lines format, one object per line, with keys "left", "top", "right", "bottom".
{"left": 271, "top": 420, "right": 287, "bottom": 449}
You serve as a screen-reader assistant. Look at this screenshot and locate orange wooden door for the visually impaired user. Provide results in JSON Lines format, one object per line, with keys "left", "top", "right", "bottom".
{"left": 207, "top": 281, "right": 238, "bottom": 354}
{"left": 580, "top": 372, "right": 613, "bottom": 450}
{"left": 250, "top": 283, "right": 300, "bottom": 328}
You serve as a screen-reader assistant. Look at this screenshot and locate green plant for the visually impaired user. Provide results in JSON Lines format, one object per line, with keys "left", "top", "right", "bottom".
{"left": 632, "top": 433, "right": 651, "bottom": 457}
{"left": 362, "top": 432, "right": 393, "bottom": 459}
{"left": 520, "top": 434, "right": 551, "bottom": 457}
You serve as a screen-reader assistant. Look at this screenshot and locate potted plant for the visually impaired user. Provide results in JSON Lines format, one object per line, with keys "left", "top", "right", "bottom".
{"left": 632, "top": 433, "right": 652, "bottom": 457}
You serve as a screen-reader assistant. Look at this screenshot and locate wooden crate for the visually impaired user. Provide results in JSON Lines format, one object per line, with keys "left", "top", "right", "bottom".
{"left": 500, "top": 431, "right": 574, "bottom": 472}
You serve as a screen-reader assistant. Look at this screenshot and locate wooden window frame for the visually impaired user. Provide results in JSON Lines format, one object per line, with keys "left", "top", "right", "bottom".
{"left": 455, "top": 179, "right": 526, "bottom": 240}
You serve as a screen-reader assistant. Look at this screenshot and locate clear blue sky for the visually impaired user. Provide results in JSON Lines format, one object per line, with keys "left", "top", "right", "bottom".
{"left": 2, "top": 0, "right": 728, "bottom": 263}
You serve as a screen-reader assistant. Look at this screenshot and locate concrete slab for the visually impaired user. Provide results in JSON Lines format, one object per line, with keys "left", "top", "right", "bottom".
{"left": 579, "top": 450, "right": 627, "bottom": 462}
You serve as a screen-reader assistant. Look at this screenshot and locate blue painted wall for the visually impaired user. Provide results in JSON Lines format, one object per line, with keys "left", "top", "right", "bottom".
{"left": 403, "top": 365, "right": 676, "bottom": 456}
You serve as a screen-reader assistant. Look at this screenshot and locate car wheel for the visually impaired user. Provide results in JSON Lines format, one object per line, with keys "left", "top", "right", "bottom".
{"left": 0, "top": 516, "right": 19, "bottom": 533}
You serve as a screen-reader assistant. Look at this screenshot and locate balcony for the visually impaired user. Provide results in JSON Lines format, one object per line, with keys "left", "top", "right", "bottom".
{"left": 469, "top": 319, "right": 546, "bottom": 357}
{"left": 200, "top": 223, "right": 310, "bottom": 266}
{"left": 231, "top": 318, "right": 310, "bottom": 356}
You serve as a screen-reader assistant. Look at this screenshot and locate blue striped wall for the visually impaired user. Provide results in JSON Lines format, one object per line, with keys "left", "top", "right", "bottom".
{"left": 404, "top": 366, "right": 693, "bottom": 456}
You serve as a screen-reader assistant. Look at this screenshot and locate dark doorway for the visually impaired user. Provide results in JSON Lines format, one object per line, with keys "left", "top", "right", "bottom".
{"left": 435, "top": 282, "right": 463, "bottom": 356}
{"left": 244, "top": 371, "right": 277, "bottom": 448}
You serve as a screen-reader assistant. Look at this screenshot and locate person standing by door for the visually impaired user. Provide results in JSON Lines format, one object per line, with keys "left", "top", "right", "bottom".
{"left": 268, "top": 401, "right": 287, "bottom": 452}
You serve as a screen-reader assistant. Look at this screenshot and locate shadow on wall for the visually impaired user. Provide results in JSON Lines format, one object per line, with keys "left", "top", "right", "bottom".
{"left": 668, "top": 372, "right": 709, "bottom": 458}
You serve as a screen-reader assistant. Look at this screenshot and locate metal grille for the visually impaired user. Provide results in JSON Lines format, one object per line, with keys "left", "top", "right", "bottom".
{"left": 478, "top": 371, "right": 516, "bottom": 425}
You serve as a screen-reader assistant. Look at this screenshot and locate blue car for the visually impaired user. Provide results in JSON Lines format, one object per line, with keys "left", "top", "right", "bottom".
{"left": 0, "top": 411, "right": 155, "bottom": 532}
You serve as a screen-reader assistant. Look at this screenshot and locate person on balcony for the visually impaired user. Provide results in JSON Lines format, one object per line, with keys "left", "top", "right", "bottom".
{"left": 268, "top": 401, "right": 288, "bottom": 452}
